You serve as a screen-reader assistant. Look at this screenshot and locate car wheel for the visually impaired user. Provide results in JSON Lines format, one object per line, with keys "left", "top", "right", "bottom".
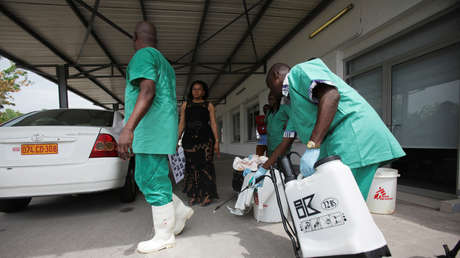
{"left": 0, "top": 197, "right": 32, "bottom": 213}
{"left": 120, "top": 160, "right": 138, "bottom": 203}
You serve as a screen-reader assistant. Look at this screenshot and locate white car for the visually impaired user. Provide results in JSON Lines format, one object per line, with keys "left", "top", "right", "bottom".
{"left": 0, "top": 109, "right": 137, "bottom": 212}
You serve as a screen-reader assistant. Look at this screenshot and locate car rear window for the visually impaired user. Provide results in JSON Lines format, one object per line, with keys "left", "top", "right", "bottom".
{"left": 6, "top": 109, "right": 114, "bottom": 127}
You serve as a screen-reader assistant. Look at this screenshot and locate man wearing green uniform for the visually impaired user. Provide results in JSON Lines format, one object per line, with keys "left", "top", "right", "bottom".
{"left": 251, "top": 59, "right": 405, "bottom": 199}
{"left": 265, "top": 91, "right": 291, "bottom": 156}
{"left": 119, "top": 21, "right": 193, "bottom": 254}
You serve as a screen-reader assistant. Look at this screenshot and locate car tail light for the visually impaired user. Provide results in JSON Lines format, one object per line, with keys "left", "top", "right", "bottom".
{"left": 89, "top": 133, "right": 118, "bottom": 158}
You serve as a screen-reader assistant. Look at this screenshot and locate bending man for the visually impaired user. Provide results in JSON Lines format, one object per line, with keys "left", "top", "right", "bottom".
{"left": 251, "top": 59, "right": 405, "bottom": 199}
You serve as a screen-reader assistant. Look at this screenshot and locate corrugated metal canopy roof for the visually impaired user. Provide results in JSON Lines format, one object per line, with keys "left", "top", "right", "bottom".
{"left": 0, "top": 0, "right": 331, "bottom": 109}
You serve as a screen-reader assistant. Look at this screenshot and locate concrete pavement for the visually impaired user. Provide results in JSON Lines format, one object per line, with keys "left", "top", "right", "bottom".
{"left": 0, "top": 153, "right": 459, "bottom": 258}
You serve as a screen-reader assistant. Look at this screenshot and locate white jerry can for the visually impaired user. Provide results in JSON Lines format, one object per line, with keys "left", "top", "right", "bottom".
{"left": 284, "top": 156, "right": 390, "bottom": 258}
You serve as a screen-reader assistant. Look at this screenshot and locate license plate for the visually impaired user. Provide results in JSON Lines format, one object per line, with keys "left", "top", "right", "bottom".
{"left": 21, "top": 144, "right": 58, "bottom": 155}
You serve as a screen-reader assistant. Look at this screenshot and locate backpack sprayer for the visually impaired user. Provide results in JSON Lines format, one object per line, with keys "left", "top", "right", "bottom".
{"left": 273, "top": 153, "right": 391, "bottom": 258}
{"left": 214, "top": 153, "right": 391, "bottom": 257}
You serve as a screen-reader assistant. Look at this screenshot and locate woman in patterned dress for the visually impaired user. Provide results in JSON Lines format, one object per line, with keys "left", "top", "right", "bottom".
{"left": 178, "top": 80, "right": 220, "bottom": 206}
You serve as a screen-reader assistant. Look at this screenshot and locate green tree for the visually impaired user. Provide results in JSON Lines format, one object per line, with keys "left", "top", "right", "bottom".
{"left": 0, "top": 60, "right": 31, "bottom": 124}
{"left": 0, "top": 61, "right": 31, "bottom": 109}
{"left": 0, "top": 108, "right": 23, "bottom": 124}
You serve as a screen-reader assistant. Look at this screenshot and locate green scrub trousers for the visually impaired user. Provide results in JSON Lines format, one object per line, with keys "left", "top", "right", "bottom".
{"left": 351, "top": 164, "right": 380, "bottom": 200}
{"left": 135, "top": 154, "right": 172, "bottom": 206}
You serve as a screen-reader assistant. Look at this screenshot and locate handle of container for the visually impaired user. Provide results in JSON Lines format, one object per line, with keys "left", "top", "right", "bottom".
{"left": 376, "top": 174, "right": 401, "bottom": 178}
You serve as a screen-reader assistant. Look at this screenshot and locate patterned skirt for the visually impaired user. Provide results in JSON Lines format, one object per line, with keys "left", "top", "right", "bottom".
{"left": 183, "top": 137, "right": 219, "bottom": 201}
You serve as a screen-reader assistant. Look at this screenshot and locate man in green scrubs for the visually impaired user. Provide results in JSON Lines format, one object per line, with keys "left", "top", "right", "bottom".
{"left": 251, "top": 59, "right": 405, "bottom": 200}
{"left": 266, "top": 91, "right": 291, "bottom": 156}
{"left": 119, "top": 21, "right": 193, "bottom": 254}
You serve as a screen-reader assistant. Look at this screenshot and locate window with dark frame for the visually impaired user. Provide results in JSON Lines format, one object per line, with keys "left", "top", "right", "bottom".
{"left": 345, "top": 9, "right": 460, "bottom": 194}
{"left": 247, "top": 104, "right": 259, "bottom": 142}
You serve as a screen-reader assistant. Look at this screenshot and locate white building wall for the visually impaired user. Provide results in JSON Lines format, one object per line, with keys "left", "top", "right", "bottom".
{"left": 216, "top": 0, "right": 458, "bottom": 159}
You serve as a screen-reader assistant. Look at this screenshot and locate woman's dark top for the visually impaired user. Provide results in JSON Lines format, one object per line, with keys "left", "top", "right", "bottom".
{"left": 182, "top": 101, "right": 214, "bottom": 149}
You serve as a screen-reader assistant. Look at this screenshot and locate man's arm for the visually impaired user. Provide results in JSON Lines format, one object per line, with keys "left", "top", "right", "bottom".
{"left": 260, "top": 85, "right": 339, "bottom": 170}
{"left": 310, "top": 84, "right": 340, "bottom": 145}
{"left": 261, "top": 137, "right": 295, "bottom": 169}
{"left": 118, "top": 79, "right": 156, "bottom": 160}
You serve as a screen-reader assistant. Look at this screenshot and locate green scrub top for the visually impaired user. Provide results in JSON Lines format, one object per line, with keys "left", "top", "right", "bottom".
{"left": 125, "top": 47, "right": 178, "bottom": 155}
{"left": 287, "top": 58, "right": 405, "bottom": 168}
{"left": 266, "top": 104, "right": 291, "bottom": 156}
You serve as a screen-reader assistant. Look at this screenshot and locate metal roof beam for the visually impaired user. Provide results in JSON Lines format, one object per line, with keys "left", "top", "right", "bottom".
{"left": 208, "top": 0, "right": 273, "bottom": 93}
{"left": 216, "top": 0, "right": 334, "bottom": 104}
{"left": 176, "top": 62, "right": 259, "bottom": 66}
{"left": 139, "top": 0, "right": 147, "bottom": 21}
{"left": 69, "top": 64, "right": 112, "bottom": 78}
{"left": 68, "top": 2, "right": 176, "bottom": 64}
{"left": 70, "top": 71, "right": 266, "bottom": 79}
{"left": 196, "top": 64, "right": 227, "bottom": 73}
{"left": 183, "top": 0, "right": 211, "bottom": 99}
{"left": 27, "top": 62, "right": 259, "bottom": 69}
{"left": 0, "top": 49, "right": 57, "bottom": 85}
{"left": 66, "top": 62, "right": 262, "bottom": 78}
{"left": 242, "top": 0, "right": 258, "bottom": 60}
{"left": 73, "top": 0, "right": 133, "bottom": 39}
{"left": 174, "top": 0, "right": 263, "bottom": 64}
{"left": 74, "top": 0, "right": 100, "bottom": 63}
{"left": 0, "top": 48, "right": 107, "bottom": 109}
{"left": 0, "top": 2, "right": 124, "bottom": 105}
{"left": 67, "top": 0, "right": 126, "bottom": 78}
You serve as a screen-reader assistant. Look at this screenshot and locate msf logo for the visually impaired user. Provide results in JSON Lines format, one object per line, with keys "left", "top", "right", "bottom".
{"left": 374, "top": 187, "right": 392, "bottom": 200}
{"left": 294, "top": 194, "right": 321, "bottom": 219}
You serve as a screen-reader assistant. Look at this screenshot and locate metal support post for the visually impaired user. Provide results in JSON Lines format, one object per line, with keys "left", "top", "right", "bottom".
{"left": 457, "top": 103, "right": 460, "bottom": 197}
{"left": 56, "top": 65, "right": 69, "bottom": 109}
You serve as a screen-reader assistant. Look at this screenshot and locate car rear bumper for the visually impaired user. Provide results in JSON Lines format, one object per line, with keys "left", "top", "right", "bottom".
{"left": 0, "top": 158, "right": 129, "bottom": 198}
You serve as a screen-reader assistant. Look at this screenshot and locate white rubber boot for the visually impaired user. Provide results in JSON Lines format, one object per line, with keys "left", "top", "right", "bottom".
{"left": 173, "top": 194, "right": 194, "bottom": 235}
{"left": 137, "top": 202, "right": 175, "bottom": 254}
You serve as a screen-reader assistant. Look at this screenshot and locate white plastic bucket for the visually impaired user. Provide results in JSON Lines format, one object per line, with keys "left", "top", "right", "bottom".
{"left": 253, "top": 169, "right": 289, "bottom": 223}
{"left": 366, "top": 168, "right": 400, "bottom": 215}
{"left": 234, "top": 173, "right": 255, "bottom": 211}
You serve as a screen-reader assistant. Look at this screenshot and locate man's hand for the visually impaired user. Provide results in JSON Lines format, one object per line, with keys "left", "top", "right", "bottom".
{"left": 300, "top": 148, "right": 320, "bottom": 177}
{"left": 118, "top": 127, "right": 134, "bottom": 160}
{"left": 249, "top": 166, "right": 268, "bottom": 188}
{"left": 242, "top": 168, "right": 252, "bottom": 177}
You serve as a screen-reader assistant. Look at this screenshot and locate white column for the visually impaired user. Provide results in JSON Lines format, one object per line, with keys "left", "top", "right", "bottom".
{"left": 240, "top": 104, "right": 245, "bottom": 144}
